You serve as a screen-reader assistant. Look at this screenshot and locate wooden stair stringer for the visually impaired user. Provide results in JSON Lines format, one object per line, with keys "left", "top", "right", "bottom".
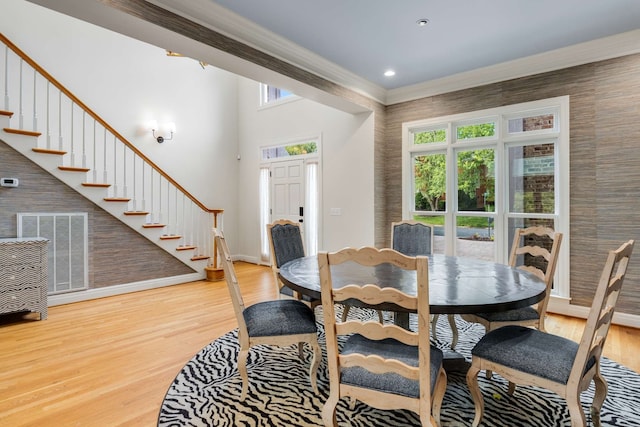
{"left": 0, "top": 122, "right": 209, "bottom": 275}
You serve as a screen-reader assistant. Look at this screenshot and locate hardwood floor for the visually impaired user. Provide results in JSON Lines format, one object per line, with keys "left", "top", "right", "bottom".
{"left": 1, "top": 262, "right": 638, "bottom": 426}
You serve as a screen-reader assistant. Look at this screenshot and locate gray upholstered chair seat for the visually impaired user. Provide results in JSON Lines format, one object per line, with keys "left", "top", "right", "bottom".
{"left": 243, "top": 299, "right": 318, "bottom": 337}
{"left": 341, "top": 334, "right": 444, "bottom": 398}
{"left": 471, "top": 325, "right": 595, "bottom": 385}
{"left": 473, "top": 306, "right": 540, "bottom": 323}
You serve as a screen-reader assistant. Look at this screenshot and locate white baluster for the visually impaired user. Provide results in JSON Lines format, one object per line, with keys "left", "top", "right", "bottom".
{"left": 18, "top": 59, "right": 23, "bottom": 128}
{"left": 81, "top": 111, "right": 87, "bottom": 169}
{"left": 3, "top": 46, "right": 9, "bottom": 110}
{"left": 32, "top": 69, "right": 37, "bottom": 131}
{"left": 46, "top": 81, "right": 51, "bottom": 149}
{"left": 103, "top": 129, "right": 108, "bottom": 184}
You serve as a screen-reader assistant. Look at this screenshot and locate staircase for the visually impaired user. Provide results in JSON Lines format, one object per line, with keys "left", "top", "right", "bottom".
{"left": 0, "top": 33, "right": 223, "bottom": 280}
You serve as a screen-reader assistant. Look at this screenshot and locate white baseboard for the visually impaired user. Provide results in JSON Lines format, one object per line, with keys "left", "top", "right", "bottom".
{"left": 548, "top": 296, "right": 640, "bottom": 329}
{"left": 47, "top": 272, "right": 204, "bottom": 306}
{"left": 233, "top": 254, "right": 262, "bottom": 265}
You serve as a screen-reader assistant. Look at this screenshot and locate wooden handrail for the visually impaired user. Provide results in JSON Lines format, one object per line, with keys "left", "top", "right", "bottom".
{"left": 0, "top": 32, "right": 221, "bottom": 215}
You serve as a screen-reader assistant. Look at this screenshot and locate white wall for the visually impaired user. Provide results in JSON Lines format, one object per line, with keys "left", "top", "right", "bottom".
{"left": 1, "top": 0, "right": 240, "bottom": 243}
{"left": 235, "top": 78, "right": 375, "bottom": 262}
{"left": 2, "top": 0, "right": 377, "bottom": 261}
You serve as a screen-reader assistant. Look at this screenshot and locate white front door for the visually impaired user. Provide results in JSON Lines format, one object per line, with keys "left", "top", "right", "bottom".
{"left": 271, "top": 159, "right": 305, "bottom": 226}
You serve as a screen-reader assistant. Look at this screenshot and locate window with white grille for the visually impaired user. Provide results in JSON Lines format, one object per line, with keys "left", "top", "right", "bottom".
{"left": 18, "top": 212, "right": 88, "bottom": 294}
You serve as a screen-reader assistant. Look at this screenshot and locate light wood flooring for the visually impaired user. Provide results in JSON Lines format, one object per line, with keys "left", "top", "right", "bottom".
{"left": 1, "top": 262, "right": 639, "bottom": 426}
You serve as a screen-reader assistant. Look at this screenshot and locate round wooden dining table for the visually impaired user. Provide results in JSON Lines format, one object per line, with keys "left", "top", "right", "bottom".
{"left": 278, "top": 253, "right": 546, "bottom": 316}
{"left": 279, "top": 253, "right": 546, "bottom": 371}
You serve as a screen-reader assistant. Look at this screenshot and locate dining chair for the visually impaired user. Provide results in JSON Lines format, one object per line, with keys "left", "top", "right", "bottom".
{"left": 267, "top": 219, "right": 321, "bottom": 310}
{"left": 390, "top": 220, "right": 456, "bottom": 348}
{"left": 391, "top": 220, "right": 434, "bottom": 257}
{"left": 214, "top": 228, "right": 322, "bottom": 400}
{"left": 319, "top": 246, "right": 447, "bottom": 427}
{"left": 466, "top": 239, "right": 634, "bottom": 427}
{"left": 461, "top": 225, "right": 563, "bottom": 333}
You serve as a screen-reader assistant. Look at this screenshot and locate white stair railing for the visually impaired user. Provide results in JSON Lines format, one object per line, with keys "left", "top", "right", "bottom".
{"left": 0, "top": 33, "right": 223, "bottom": 277}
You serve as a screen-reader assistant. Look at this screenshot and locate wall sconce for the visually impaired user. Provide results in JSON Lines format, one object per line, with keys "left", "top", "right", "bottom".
{"left": 149, "top": 120, "right": 176, "bottom": 143}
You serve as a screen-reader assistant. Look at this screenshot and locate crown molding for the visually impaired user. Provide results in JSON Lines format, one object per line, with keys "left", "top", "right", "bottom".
{"left": 121, "top": 2, "right": 640, "bottom": 107}
{"left": 383, "top": 29, "right": 640, "bottom": 105}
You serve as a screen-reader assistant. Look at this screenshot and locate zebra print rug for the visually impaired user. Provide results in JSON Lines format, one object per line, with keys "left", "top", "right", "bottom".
{"left": 159, "top": 308, "right": 640, "bottom": 426}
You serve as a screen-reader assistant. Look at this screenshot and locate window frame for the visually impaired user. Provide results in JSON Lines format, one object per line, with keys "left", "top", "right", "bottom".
{"left": 402, "top": 96, "right": 570, "bottom": 298}
{"left": 258, "top": 83, "right": 299, "bottom": 109}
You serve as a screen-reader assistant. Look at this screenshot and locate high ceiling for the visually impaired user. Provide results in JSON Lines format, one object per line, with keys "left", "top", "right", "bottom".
{"left": 210, "top": 0, "right": 640, "bottom": 91}
{"left": 26, "top": 0, "right": 640, "bottom": 106}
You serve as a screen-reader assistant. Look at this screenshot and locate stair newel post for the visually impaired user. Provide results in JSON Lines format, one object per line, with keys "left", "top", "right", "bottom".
{"left": 206, "top": 209, "right": 224, "bottom": 281}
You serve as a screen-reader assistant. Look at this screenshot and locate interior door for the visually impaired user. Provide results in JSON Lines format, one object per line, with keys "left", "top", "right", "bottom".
{"left": 271, "top": 159, "right": 305, "bottom": 226}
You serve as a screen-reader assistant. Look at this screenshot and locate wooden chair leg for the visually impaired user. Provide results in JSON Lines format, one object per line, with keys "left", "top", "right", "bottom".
{"left": 447, "top": 314, "right": 458, "bottom": 349}
{"left": 322, "top": 395, "right": 339, "bottom": 427}
{"left": 431, "top": 314, "right": 440, "bottom": 341}
{"left": 238, "top": 348, "right": 249, "bottom": 400}
{"left": 466, "top": 363, "right": 485, "bottom": 427}
{"left": 566, "top": 390, "right": 588, "bottom": 427}
{"left": 308, "top": 340, "right": 321, "bottom": 394}
{"left": 591, "top": 368, "right": 608, "bottom": 427}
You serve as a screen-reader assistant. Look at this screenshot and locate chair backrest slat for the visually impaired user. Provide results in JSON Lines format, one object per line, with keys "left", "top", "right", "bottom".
{"left": 333, "top": 284, "right": 418, "bottom": 311}
{"left": 319, "top": 246, "right": 431, "bottom": 402}
{"left": 508, "top": 226, "right": 563, "bottom": 318}
{"left": 571, "top": 240, "right": 634, "bottom": 382}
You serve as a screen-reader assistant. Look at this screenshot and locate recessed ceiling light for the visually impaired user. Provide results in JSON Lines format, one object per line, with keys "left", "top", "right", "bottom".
{"left": 417, "top": 18, "right": 429, "bottom": 26}
{"left": 384, "top": 70, "right": 396, "bottom": 77}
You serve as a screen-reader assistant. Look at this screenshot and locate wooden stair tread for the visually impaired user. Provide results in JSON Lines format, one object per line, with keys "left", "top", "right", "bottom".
{"left": 191, "top": 255, "right": 209, "bottom": 261}
{"left": 142, "top": 223, "right": 166, "bottom": 228}
{"left": 82, "top": 182, "right": 111, "bottom": 188}
{"left": 123, "top": 211, "right": 149, "bottom": 216}
{"left": 0, "top": 110, "right": 14, "bottom": 117}
{"left": 4, "top": 128, "right": 41, "bottom": 137}
{"left": 59, "top": 166, "right": 90, "bottom": 172}
{"left": 32, "top": 147, "right": 67, "bottom": 155}
{"left": 104, "top": 197, "right": 131, "bottom": 202}
{"left": 159, "top": 235, "right": 181, "bottom": 240}
{"left": 176, "top": 245, "right": 196, "bottom": 251}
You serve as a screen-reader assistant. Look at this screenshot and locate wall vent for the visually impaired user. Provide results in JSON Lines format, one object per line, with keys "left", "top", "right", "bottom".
{"left": 18, "top": 213, "right": 88, "bottom": 294}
